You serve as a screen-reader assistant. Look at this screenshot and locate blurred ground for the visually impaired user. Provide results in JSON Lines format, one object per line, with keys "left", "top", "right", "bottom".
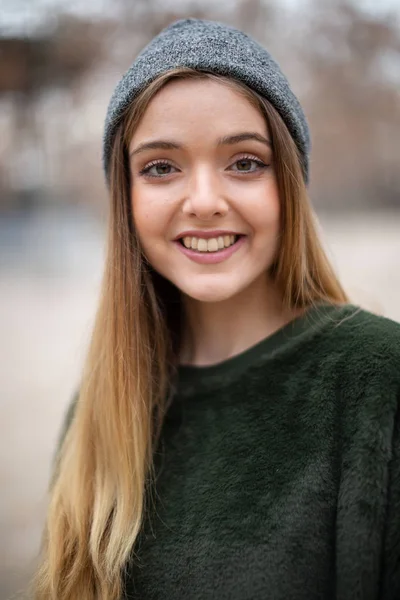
{"left": 0, "top": 208, "right": 399, "bottom": 599}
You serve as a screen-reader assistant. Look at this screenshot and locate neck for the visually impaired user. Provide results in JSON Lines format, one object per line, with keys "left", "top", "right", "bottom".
{"left": 179, "top": 274, "right": 303, "bottom": 366}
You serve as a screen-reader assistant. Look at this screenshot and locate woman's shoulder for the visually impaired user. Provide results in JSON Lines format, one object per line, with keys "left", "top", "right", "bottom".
{"left": 323, "top": 303, "right": 400, "bottom": 356}
{"left": 318, "top": 303, "right": 400, "bottom": 390}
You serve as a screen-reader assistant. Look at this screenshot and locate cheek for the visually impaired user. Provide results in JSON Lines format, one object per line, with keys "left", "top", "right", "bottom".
{"left": 131, "top": 202, "right": 163, "bottom": 268}
{"left": 238, "top": 181, "right": 281, "bottom": 236}
{"left": 131, "top": 187, "right": 168, "bottom": 240}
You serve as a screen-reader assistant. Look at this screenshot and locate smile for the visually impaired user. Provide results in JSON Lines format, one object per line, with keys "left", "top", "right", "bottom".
{"left": 181, "top": 234, "right": 237, "bottom": 253}
{"left": 175, "top": 234, "right": 246, "bottom": 265}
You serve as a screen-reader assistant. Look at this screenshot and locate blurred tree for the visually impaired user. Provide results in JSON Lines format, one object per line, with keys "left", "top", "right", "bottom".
{"left": 0, "top": 16, "right": 106, "bottom": 95}
{"left": 0, "top": 12, "right": 108, "bottom": 210}
{"left": 303, "top": 0, "right": 400, "bottom": 208}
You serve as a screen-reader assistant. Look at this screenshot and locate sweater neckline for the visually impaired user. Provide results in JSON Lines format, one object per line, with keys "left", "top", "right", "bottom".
{"left": 177, "top": 302, "right": 348, "bottom": 389}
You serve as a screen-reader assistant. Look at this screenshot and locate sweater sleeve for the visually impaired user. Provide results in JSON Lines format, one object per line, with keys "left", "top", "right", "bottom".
{"left": 380, "top": 395, "right": 400, "bottom": 599}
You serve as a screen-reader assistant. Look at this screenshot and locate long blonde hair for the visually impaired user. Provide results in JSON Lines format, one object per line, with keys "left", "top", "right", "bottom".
{"left": 33, "top": 67, "right": 348, "bottom": 600}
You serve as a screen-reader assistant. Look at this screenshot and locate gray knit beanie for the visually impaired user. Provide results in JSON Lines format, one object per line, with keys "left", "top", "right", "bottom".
{"left": 103, "top": 18, "right": 311, "bottom": 183}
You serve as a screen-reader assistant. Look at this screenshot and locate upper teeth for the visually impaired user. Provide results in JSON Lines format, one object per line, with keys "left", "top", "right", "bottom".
{"left": 182, "top": 235, "right": 237, "bottom": 252}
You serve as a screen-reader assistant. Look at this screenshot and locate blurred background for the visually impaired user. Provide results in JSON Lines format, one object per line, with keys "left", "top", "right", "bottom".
{"left": 0, "top": 0, "right": 399, "bottom": 597}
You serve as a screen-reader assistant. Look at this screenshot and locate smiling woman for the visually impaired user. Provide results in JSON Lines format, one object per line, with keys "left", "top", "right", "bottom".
{"left": 33, "top": 18, "right": 400, "bottom": 600}
{"left": 128, "top": 76, "right": 281, "bottom": 305}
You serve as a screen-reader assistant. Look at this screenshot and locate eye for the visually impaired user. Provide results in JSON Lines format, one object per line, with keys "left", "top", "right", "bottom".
{"left": 230, "top": 156, "right": 268, "bottom": 173}
{"left": 139, "top": 161, "right": 178, "bottom": 178}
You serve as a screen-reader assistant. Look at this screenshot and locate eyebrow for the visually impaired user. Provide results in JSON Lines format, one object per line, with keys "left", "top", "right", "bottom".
{"left": 218, "top": 132, "right": 271, "bottom": 148}
{"left": 129, "top": 132, "right": 272, "bottom": 157}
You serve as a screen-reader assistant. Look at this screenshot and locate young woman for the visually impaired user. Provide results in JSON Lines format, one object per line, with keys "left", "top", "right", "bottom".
{"left": 33, "top": 18, "right": 400, "bottom": 600}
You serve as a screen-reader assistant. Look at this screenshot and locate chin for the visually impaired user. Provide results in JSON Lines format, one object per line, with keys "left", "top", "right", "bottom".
{"left": 178, "top": 280, "right": 243, "bottom": 303}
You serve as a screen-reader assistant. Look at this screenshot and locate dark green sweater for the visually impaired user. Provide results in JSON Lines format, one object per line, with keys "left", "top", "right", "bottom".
{"left": 122, "top": 303, "right": 400, "bottom": 600}
{"left": 58, "top": 303, "right": 400, "bottom": 599}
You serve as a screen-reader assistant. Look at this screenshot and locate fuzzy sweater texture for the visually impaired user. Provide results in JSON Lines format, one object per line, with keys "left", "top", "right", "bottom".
{"left": 61, "top": 303, "right": 400, "bottom": 600}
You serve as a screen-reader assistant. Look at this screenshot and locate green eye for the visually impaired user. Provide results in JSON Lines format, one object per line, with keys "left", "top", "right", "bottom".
{"left": 139, "top": 161, "right": 177, "bottom": 178}
{"left": 154, "top": 164, "right": 172, "bottom": 175}
{"left": 231, "top": 157, "right": 267, "bottom": 173}
{"left": 236, "top": 159, "right": 252, "bottom": 171}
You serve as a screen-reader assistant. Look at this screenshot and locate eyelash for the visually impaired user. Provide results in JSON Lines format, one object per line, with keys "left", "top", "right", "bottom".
{"left": 138, "top": 155, "right": 269, "bottom": 179}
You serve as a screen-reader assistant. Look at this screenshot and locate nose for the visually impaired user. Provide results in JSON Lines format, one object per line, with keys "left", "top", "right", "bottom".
{"left": 181, "top": 166, "right": 228, "bottom": 220}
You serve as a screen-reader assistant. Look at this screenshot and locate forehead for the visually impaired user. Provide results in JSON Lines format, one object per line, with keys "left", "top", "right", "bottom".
{"left": 129, "top": 77, "right": 268, "bottom": 146}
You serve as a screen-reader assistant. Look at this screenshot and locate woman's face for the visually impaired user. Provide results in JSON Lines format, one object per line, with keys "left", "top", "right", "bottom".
{"left": 129, "top": 77, "right": 281, "bottom": 303}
